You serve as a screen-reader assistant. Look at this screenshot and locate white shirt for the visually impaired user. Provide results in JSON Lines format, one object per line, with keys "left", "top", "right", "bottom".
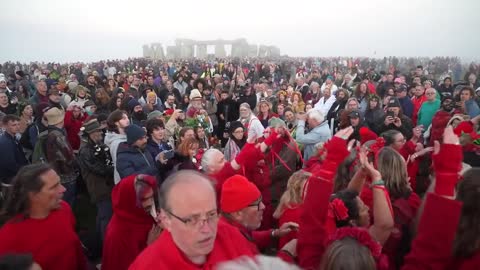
{"left": 314, "top": 95, "right": 336, "bottom": 117}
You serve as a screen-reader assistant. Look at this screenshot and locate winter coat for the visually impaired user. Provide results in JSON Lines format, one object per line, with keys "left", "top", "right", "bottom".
{"left": 0, "top": 132, "right": 28, "bottom": 184}
{"left": 45, "top": 126, "right": 78, "bottom": 184}
{"left": 77, "top": 138, "right": 114, "bottom": 203}
{"left": 296, "top": 120, "right": 331, "bottom": 162}
{"left": 376, "top": 114, "right": 414, "bottom": 140}
{"left": 364, "top": 108, "right": 385, "bottom": 133}
{"left": 116, "top": 142, "right": 158, "bottom": 179}
{"left": 104, "top": 132, "right": 127, "bottom": 184}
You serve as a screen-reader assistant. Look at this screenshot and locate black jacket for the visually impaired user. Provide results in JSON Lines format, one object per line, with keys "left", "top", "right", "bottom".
{"left": 375, "top": 114, "right": 414, "bottom": 139}
{"left": 0, "top": 132, "right": 28, "bottom": 184}
{"left": 237, "top": 94, "right": 257, "bottom": 112}
{"left": 78, "top": 139, "right": 114, "bottom": 203}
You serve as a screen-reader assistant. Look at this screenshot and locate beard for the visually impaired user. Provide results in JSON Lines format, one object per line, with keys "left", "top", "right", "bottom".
{"left": 133, "top": 110, "right": 147, "bottom": 120}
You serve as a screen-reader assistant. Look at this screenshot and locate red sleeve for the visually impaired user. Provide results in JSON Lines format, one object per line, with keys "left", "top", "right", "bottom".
{"left": 64, "top": 110, "right": 73, "bottom": 128}
{"left": 298, "top": 137, "right": 349, "bottom": 269}
{"left": 402, "top": 193, "right": 462, "bottom": 270}
{"left": 252, "top": 230, "right": 273, "bottom": 250}
{"left": 310, "top": 137, "right": 348, "bottom": 182}
{"left": 297, "top": 178, "right": 332, "bottom": 269}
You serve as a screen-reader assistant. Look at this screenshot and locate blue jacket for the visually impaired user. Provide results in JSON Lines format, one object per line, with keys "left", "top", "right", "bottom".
{"left": 145, "top": 138, "right": 172, "bottom": 161}
{"left": 116, "top": 142, "right": 158, "bottom": 179}
{"left": 465, "top": 99, "right": 480, "bottom": 118}
{"left": 398, "top": 97, "right": 414, "bottom": 118}
{"left": 296, "top": 120, "right": 331, "bottom": 162}
{"left": 0, "top": 132, "right": 28, "bottom": 184}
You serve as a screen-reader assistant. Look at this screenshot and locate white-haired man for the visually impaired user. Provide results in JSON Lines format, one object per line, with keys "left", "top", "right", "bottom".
{"left": 296, "top": 110, "right": 331, "bottom": 162}
{"left": 201, "top": 131, "right": 281, "bottom": 198}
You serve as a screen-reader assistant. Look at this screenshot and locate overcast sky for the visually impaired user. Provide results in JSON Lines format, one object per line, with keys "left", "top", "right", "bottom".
{"left": 0, "top": 0, "right": 478, "bottom": 63}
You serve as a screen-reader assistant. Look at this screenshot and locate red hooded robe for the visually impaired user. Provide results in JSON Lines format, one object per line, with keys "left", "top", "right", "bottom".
{"left": 102, "top": 175, "right": 156, "bottom": 270}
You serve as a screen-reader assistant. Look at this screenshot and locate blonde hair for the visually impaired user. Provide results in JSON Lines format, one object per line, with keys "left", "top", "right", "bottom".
{"left": 377, "top": 147, "right": 411, "bottom": 199}
{"left": 273, "top": 171, "right": 311, "bottom": 218}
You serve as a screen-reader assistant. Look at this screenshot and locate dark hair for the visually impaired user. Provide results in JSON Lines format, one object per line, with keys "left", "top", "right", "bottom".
{"left": 145, "top": 118, "right": 164, "bottom": 137}
{"left": 333, "top": 151, "right": 359, "bottom": 192}
{"left": 2, "top": 114, "right": 20, "bottom": 125}
{"left": 381, "top": 130, "right": 402, "bottom": 146}
{"left": 460, "top": 86, "right": 475, "bottom": 98}
{"left": 330, "top": 189, "right": 360, "bottom": 227}
{"left": 179, "top": 127, "right": 193, "bottom": 139}
{"left": 1, "top": 164, "right": 52, "bottom": 218}
{"left": 453, "top": 168, "right": 480, "bottom": 258}
{"left": 107, "top": 109, "right": 127, "bottom": 132}
{"left": 0, "top": 254, "right": 35, "bottom": 270}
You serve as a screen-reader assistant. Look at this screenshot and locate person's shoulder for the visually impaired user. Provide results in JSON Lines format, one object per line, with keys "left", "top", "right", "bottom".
{"left": 129, "top": 233, "right": 171, "bottom": 270}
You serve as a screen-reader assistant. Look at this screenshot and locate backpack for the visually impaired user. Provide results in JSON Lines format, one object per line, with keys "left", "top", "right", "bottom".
{"left": 32, "top": 130, "right": 48, "bottom": 164}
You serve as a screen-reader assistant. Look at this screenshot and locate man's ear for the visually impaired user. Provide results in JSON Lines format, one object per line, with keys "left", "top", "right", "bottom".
{"left": 160, "top": 209, "right": 172, "bottom": 232}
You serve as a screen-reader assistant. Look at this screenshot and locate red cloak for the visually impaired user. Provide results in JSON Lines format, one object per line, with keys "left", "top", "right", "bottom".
{"left": 102, "top": 175, "right": 155, "bottom": 270}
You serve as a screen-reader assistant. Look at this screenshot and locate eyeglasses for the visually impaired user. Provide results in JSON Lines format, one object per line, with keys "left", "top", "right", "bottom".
{"left": 426, "top": 92, "right": 436, "bottom": 96}
{"left": 247, "top": 197, "right": 263, "bottom": 211}
{"left": 166, "top": 209, "right": 219, "bottom": 229}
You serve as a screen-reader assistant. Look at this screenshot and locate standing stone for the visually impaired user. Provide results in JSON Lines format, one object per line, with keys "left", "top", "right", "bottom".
{"left": 215, "top": 44, "right": 226, "bottom": 58}
{"left": 197, "top": 44, "right": 207, "bottom": 59}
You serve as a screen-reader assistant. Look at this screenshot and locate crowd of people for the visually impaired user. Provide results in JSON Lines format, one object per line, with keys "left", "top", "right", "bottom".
{"left": 0, "top": 55, "right": 479, "bottom": 270}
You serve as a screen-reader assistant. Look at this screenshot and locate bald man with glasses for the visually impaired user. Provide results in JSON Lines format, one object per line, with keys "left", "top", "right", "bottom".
{"left": 129, "top": 170, "right": 255, "bottom": 270}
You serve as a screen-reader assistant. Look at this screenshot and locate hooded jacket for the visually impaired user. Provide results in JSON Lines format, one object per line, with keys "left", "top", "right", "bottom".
{"left": 116, "top": 142, "right": 158, "bottom": 179}
{"left": 104, "top": 132, "right": 127, "bottom": 184}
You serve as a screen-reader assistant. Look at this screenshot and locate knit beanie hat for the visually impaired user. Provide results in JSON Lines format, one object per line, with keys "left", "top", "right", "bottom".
{"left": 220, "top": 175, "right": 261, "bottom": 213}
{"left": 128, "top": 98, "right": 141, "bottom": 112}
{"left": 147, "top": 92, "right": 157, "bottom": 100}
{"left": 268, "top": 117, "right": 286, "bottom": 129}
{"left": 147, "top": 110, "right": 163, "bottom": 120}
{"left": 126, "top": 124, "right": 146, "bottom": 145}
{"left": 227, "top": 121, "right": 244, "bottom": 134}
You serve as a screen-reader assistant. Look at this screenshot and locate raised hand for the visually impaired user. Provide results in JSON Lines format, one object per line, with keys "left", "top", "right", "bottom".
{"left": 334, "top": 126, "right": 354, "bottom": 140}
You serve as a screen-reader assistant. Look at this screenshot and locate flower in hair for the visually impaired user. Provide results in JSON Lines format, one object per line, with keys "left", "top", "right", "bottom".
{"left": 328, "top": 198, "right": 349, "bottom": 221}
{"left": 368, "top": 137, "right": 385, "bottom": 157}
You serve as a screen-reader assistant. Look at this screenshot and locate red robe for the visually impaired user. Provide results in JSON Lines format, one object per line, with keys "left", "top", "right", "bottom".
{"left": 298, "top": 137, "right": 348, "bottom": 269}
{"left": 411, "top": 95, "right": 427, "bottom": 126}
{"left": 0, "top": 201, "right": 87, "bottom": 270}
{"left": 128, "top": 221, "right": 255, "bottom": 270}
{"left": 277, "top": 204, "right": 302, "bottom": 249}
{"left": 209, "top": 162, "right": 238, "bottom": 198}
{"left": 219, "top": 216, "right": 273, "bottom": 252}
{"left": 402, "top": 143, "right": 480, "bottom": 270}
{"left": 102, "top": 175, "right": 154, "bottom": 270}
{"left": 218, "top": 217, "right": 293, "bottom": 263}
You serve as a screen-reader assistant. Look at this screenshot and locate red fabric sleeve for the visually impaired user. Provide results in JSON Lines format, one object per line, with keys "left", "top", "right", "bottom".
{"left": 310, "top": 137, "right": 348, "bottom": 182}
{"left": 297, "top": 178, "right": 333, "bottom": 270}
{"left": 433, "top": 144, "right": 462, "bottom": 197}
{"left": 402, "top": 193, "right": 462, "bottom": 270}
{"left": 235, "top": 143, "right": 262, "bottom": 168}
{"left": 252, "top": 230, "right": 273, "bottom": 250}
